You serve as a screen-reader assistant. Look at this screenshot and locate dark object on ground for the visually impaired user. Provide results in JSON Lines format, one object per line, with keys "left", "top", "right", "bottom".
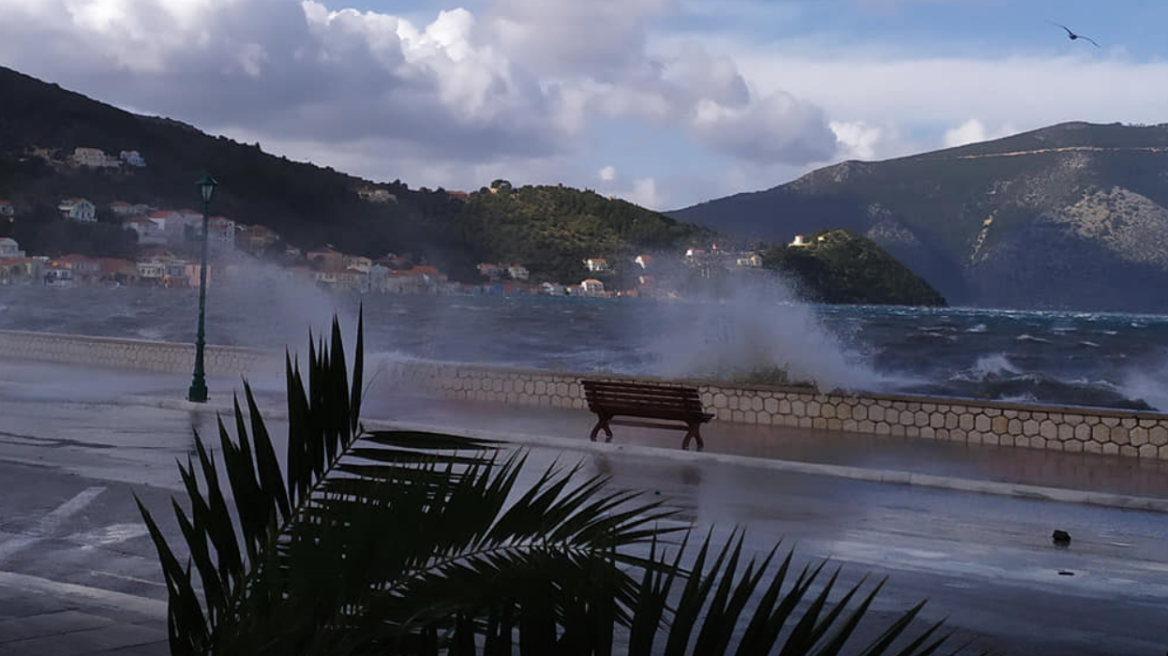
{"left": 1053, "top": 529, "right": 1072, "bottom": 545}
{"left": 582, "top": 379, "right": 714, "bottom": 450}
{"left": 1058, "top": 570, "right": 1075, "bottom": 576}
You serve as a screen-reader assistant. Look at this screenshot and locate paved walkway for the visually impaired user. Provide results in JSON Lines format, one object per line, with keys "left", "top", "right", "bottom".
{"left": 4, "top": 358, "right": 1168, "bottom": 654}
{"left": 0, "top": 583, "right": 165, "bottom": 655}
{"left": 358, "top": 393, "right": 1168, "bottom": 501}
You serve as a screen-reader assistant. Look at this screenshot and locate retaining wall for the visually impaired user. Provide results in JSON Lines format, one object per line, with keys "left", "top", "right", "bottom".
{"left": 2, "top": 329, "right": 1166, "bottom": 461}
{"left": 387, "top": 361, "right": 1168, "bottom": 461}
{"left": 0, "top": 329, "right": 280, "bottom": 378}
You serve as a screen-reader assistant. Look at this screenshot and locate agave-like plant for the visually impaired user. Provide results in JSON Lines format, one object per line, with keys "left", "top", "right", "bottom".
{"left": 137, "top": 313, "right": 966, "bottom": 655}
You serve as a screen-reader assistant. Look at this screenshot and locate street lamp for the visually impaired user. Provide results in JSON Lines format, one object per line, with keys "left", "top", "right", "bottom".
{"left": 187, "top": 173, "right": 218, "bottom": 403}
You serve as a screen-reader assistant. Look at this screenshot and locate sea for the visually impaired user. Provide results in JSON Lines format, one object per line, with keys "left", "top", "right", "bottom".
{"left": 1, "top": 278, "right": 1166, "bottom": 412}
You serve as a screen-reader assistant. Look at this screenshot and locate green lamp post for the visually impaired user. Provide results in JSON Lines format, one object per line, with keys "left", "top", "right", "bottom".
{"left": 187, "top": 173, "right": 218, "bottom": 403}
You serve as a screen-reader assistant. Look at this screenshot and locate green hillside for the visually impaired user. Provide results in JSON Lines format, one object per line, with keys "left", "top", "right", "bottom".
{"left": 761, "top": 229, "right": 946, "bottom": 306}
{"left": 0, "top": 66, "right": 706, "bottom": 281}
{"left": 459, "top": 181, "right": 710, "bottom": 284}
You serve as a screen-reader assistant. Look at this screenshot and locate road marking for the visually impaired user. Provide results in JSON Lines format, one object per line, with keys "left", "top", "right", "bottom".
{"left": 87, "top": 570, "right": 167, "bottom": 588}
{"left": 68, "top": 522, "right": 150, "bottom": 548}
{"left": 0, "top": 570, "right": 166, "bottom": 618}
{"left": 0, "top": 486, "right": 106, "bottom": 562}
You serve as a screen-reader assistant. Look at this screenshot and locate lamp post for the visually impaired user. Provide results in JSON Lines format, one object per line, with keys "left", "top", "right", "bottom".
{"left": 187, "top": 174, "right": 218, "bottom": 403}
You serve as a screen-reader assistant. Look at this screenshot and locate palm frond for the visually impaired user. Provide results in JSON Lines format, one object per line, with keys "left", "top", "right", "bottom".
{"left": 135, "top": 311, "right": 976, "bottom": 656}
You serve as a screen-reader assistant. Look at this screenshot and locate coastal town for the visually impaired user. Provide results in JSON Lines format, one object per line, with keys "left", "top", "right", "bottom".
{"left": 0, "top": 148, "right": 772, "bottom": 298}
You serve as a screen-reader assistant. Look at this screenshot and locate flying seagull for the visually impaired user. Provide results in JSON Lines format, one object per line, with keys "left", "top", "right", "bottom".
{"left": 1051, "top": 22, "right": 1100, "bottom": 47}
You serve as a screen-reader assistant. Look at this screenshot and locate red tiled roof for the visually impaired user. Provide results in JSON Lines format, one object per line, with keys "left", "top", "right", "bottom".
{"left": 56, "top": 254, "right": 98, "bottom": 263}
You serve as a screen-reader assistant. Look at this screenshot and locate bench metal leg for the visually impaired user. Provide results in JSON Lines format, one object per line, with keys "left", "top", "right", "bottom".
{"left": 589, "top": 415, "right": 614, "bottom": 443}
{"left": 682, "top": 423, "right": 705, "bottom": 451}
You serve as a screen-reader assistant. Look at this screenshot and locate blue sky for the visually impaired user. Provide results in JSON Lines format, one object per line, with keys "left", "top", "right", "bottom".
{"left": 1, "top": 0, "right": 1166, "bottom": 209}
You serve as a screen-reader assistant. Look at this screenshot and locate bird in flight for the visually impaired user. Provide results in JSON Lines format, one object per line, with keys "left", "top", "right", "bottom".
{"left": 1051, "top": 22, "right": 1100, "bottom": 47}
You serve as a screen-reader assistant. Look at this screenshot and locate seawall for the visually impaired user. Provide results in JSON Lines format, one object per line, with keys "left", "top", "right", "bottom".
{"left": 2, "top": 329, "right": 1166, "bottom": 461}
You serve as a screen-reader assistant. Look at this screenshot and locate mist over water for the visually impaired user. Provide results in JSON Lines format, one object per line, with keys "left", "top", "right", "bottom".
{"left": 644, "top": 278, "right": 886, "bottom": 392}
{"left": 1, "top": 277, "right": 1166, "bottom": 411}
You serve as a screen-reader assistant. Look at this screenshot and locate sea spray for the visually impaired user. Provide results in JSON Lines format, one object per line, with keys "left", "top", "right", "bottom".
{"left": 644, "top": 276, "right": 885, "bottom": 392}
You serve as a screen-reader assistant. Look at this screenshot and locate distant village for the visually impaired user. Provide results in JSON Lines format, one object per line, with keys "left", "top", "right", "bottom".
{"left": 0, "top": 146, "right": 775, "bottom": 298}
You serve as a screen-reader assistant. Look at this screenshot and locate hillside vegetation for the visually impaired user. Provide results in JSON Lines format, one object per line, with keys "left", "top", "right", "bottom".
{"left": 0, "top": 66, "right": 705, "bottom": 281}
{"left": 459, "top": 181, "right": 710, "bottom": 283}
{"left": 762, "top": 229, "right": 946, "bottom": 306}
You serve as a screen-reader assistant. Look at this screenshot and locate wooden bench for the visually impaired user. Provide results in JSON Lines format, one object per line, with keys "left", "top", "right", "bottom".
{"left": 581, "top": 379, "right": 714, "bottom": 451}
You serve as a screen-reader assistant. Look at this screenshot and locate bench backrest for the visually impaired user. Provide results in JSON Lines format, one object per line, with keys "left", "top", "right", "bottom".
{"left": 582, "top": 380, "right": 705, "bottom": 418}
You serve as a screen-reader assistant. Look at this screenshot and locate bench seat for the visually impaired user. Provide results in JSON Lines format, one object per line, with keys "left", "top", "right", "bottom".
{"left": 581, "top": 379, "right": 713, "bottom": 451}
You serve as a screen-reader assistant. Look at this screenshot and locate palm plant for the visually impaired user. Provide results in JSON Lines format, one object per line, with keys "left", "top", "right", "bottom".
{"left": 137, "top": 313, "right": 968, "bottom": 655}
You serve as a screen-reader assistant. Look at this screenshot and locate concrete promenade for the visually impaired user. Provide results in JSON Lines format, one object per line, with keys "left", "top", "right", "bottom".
{"left": 1, "top": 359, "right": 1167, "bottom": 654}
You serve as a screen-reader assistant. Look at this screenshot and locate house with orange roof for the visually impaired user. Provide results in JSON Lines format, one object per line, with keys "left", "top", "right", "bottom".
{"left": 584, "top": 258, "right": 608, "bottom": 272}
{"left": 51, "top": 254, "right": 102, "bottom": 283}
{"left": 307, "top": 246, "right": 345, "bottom": 270}
{"left": 507, "top": 264, "right": 529, "bottom": 281}
{"left": 477, "top": 262, "right": 502, "bottom": 281}
{"left": 0, "top": 257, "right": 38, "bottom": 284}
{"left": 124, "top": 216, "right": 166, "bottom": 245}
{"left": 236, "top": 224, "right": 281, "bottom": 253}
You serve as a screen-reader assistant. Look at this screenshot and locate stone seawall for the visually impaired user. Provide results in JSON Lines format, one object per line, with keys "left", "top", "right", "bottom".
{"left": 2, "top": 330, "right": 1166, "bottom": 461}
{"left": 0, "top": 329, "right": 280, "bottom": 378}
{"left": 387, "top": 361, "right": 1168, "bottom": 461}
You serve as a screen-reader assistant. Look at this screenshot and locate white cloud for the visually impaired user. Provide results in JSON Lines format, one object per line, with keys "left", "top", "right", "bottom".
{"left": 598, "top": 165, "right": 616, "bottom": 181}
{"left": 727, "top": 50, "right": 1168, "bottom": 146}
{"left": 687, "top": 92, "right": 837, "bottom": 164}
{"left": 942, "top": 118, "right": 1017, "bottom": 148}
{"left": 830, "top": 121, "right": 883, "bottom": 160}
{"left": 628, "top": 178, "right": 663, "bottom": 209}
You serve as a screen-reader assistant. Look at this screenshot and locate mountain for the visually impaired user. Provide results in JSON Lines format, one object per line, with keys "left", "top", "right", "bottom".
{"left": 671, "top": 122, "right": 1168, "bottom": 311}
{"left": 761, "top": 229, "right": 946, "bottom": 306}
{"left": 0, "top": 66, "right": 708, "bottom": 283}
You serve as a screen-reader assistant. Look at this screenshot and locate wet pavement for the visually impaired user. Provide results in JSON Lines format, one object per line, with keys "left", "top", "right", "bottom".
{"left": 1, "top": 359, "right": 1167, "bottom": 654}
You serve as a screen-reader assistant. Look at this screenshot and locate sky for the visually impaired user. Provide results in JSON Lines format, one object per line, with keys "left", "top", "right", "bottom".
{"left": 2, "top": 0, "right": 1167, "bottom": 210}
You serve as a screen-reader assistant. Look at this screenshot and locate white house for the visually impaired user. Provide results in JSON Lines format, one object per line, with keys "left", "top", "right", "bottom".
{"left": 736, "top": 253, "right": 763, "bottom": 267}
{"left": 0, "top": 238, "right": 25, "bottom": 259}
{"left": 124, "top": 216, "right": 167, "bottom": 245}
{"left": 0, "top": 201, "right": 14, "bottom": 216}
{"left": 581, "top": 278, "right": 605, "bottom": 295}
{"left": 343, "top": 254, "right": 373, "bottom": 273}
{"left": 634, "top": 254, "right": 652, "bottom": 269}
{"left": 539, "top": 282, "right": 564, "bottom": 296}
{"left": 58, "top": 198, "right": 96, "bottom": 222}
{"left": 583, "top": 258, "right": 608, "bottom": 272}
{"left": 357, "top": 189, "right": 397, "bottom": 203}
{"left": 72, "top": 147, "right": 119, "bottom": 169}
{"left": 110, "top": 201, "right": 150, "bottom": 216}
{"left": 203, "top": 217, "right": 236, "bottom": 254}
{"left": 507, "top": 264, "right": 529, "bottom": 280}
{"left": 790, "top": 235, "right": 810, "bottom": 247}
{"left": 477, "top": 262, "right": 503, "bottom": 281}
{"left": 119, "top": 150, "right": 147, "bottom": 167}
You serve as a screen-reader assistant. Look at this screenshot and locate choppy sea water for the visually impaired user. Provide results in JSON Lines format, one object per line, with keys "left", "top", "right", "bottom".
{"left": 1, "top": 283, "right": 1166, "bottom": 412}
